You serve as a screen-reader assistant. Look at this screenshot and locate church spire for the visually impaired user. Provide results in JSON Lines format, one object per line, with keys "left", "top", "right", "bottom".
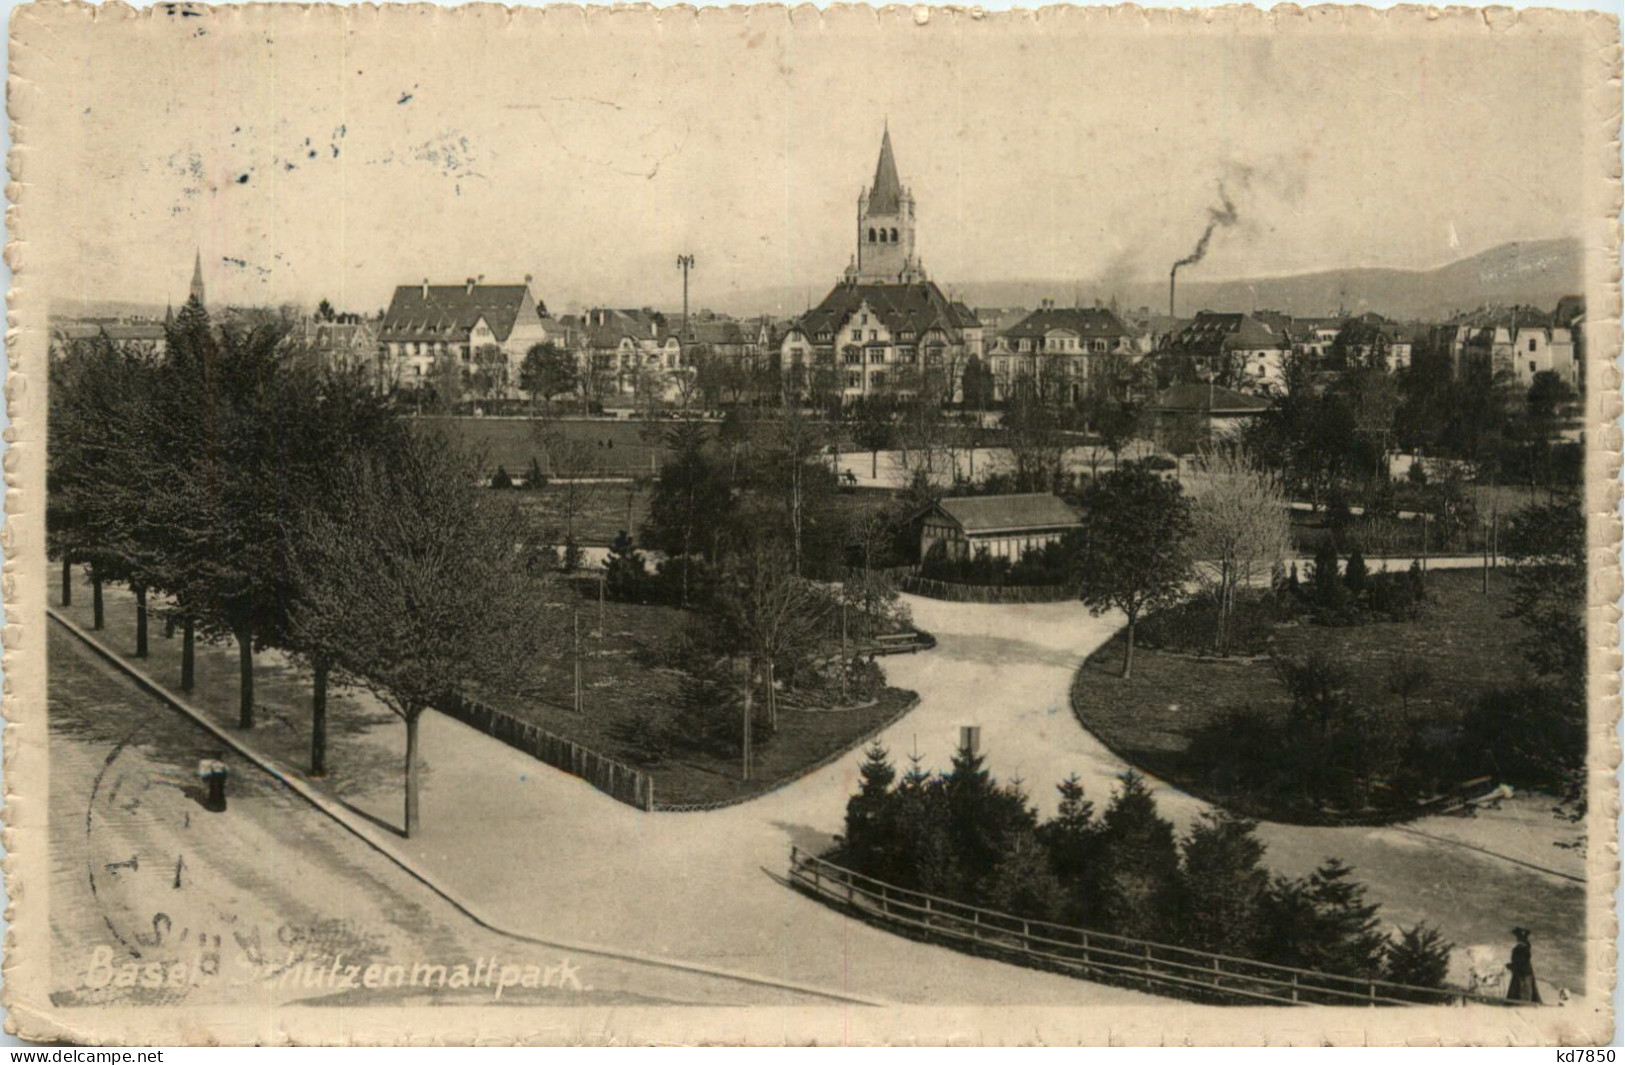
{"left": 869, "top": 126, "right": 903, "bottom": 214}
{"left": 189, "top": 249, "right": 206, "bottom": 307}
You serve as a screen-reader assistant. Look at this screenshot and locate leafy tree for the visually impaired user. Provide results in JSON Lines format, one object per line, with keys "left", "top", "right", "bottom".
{"left": 291, "top": 432, "right": 556, "bottom": 837}
{"left": 1501, "top": 498, "right": 1584, "bottom": 681}
{"left": 1077, "top": 467, "right": 1193, "bottom": 678}
{"left": 850, "top": 398, "right": 896, "bottom": 479}
{"left": 1094, "top": 771, "right": 1180, "bottom": 939}
{"left": 1178, "top": 811, "right": 1269, "bottom": 956}
{"left": 315, "top": 298, "right": 336, "bottom": 322}
{"left": 519, "top": 342, "right": 579, "bottom": 412}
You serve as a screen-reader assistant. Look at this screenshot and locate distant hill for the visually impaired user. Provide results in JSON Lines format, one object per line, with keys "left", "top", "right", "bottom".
{"left": 715, "top": 238, "right": 1586, "bottom": 322}
{"left": 53, "top": 237, "right": 1585, "bottom": 326}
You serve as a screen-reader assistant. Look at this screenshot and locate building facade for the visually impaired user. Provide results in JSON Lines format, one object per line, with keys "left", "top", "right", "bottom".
{"left": 780, "top": 129, "right": 982, "bottom": 404}
{"left": 378, "top": 279, "right": 551, "bottom": 396}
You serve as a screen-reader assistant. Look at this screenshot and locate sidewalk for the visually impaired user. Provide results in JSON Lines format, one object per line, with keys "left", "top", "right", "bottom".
{"left": 52, "top": 573, "right": 1157, "bottom": 1007}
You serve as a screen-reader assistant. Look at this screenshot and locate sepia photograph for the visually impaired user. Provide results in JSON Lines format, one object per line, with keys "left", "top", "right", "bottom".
{"left": 3, "top": 0, "right": 1619, "bottom": 1047}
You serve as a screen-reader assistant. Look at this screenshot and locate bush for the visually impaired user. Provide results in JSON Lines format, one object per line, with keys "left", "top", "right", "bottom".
{"left": 1138, "top": 591, "right": 1285, "bottom": 657}
{"left": 490, "top": 465, "right": 514, "bottom": 490}
{"left": 1364, "top": 571, "right": 1424, "bottom": 621}
{"left": 1462, "top": 679, "right": 1585, "bottom": 793}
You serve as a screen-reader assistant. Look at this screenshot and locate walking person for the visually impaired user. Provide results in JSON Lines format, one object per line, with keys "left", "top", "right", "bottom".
{"left": 1506, "top": 927, "right": 1542, "bottom": 1003}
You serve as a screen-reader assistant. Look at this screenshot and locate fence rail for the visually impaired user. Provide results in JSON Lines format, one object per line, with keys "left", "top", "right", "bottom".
{"left": 439, "top": 692, "right": 654, "bottom": 810}
{"left": 787, "top": 849, "right": 1523, "bottom": 1008}
{"left": 898, "top": 573, "right": 1076, "bottom": 605}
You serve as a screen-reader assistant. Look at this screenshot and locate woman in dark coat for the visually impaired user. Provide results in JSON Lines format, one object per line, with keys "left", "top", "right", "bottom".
{"left": 1506, "top": 927, "right": 1542, "bottom": 1003}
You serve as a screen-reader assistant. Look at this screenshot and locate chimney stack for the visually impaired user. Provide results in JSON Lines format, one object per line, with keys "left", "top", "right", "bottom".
{"left": 422, "top": 278, "right": 430, "bottom": 298}
{"left": 466, "top": 277, "right": 476, "bottom": 295}
{"left": 959, "top": 726, "right": 981, "bottom": 757}
{"left": 1169, "top": 266, "right": 1178, "bottom": 318}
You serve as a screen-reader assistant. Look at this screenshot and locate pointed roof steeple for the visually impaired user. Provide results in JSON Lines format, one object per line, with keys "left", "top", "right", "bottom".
{"left": 868, "top": 125, "right": 903, "bottom": 214}
{"left": 189, "top": 249, "right": 206, "bottom": 307}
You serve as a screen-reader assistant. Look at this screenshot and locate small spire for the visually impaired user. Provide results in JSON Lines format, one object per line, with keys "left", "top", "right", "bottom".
{"left": 189, "top": 248, "right": 206, "bottom": 306}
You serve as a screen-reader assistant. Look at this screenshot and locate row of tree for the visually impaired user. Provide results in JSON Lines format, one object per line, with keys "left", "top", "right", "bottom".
{"left": 49, "top": 300, "right": 555, "bottom": 836}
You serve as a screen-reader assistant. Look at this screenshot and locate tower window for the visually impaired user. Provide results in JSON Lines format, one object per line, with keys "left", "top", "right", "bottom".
{"left": 890, "top": 227, "right": 899, "bottom": 243}
{"left": 868, "top": 228, "right": 876, "bottom": 242}
{"left": 878, "top": 229, "right": 888, "bottom": 243}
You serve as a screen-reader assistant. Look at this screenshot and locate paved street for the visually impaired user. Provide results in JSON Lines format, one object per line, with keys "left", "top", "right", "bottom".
{"left": 52, "top": 567, "right": 1587, "bottom": 1008}
{"left": 47, "top": 625, "right": 826, "bottom": 1011}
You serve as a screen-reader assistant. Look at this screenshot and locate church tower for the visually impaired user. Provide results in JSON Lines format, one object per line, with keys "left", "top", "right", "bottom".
{"left": 847, "top": 127, "right": 924, "bottom": 284}
{"left": 189, "top": 249, "right": 206, "bottom": 307}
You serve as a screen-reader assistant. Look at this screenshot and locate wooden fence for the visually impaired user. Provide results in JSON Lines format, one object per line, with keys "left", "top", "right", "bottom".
{"left": 899, "top": 573, "right": 1077, "bottom": 605}
{"left": 787, "top": 849, "right": 1523, "bottom": 1008}
{"left": 439, "top": 692, "right": 655, "bottom": 811}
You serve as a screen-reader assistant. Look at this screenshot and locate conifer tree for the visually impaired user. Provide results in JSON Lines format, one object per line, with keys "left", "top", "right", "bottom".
{"left": 1178, "top": 811, "right": 1269, "bottom": 956}
{"left": 1095, "top": 771, "right": 1181, "bottom": 939}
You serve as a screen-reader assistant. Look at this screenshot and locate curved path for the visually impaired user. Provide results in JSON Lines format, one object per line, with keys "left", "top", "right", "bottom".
{"left": 56, "top": 572, "right": 1585, "bottom": 1007}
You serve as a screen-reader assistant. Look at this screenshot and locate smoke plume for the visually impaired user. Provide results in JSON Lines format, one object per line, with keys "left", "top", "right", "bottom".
{"left": 1173, "top": 182, "right": 1241, "bottom": 272}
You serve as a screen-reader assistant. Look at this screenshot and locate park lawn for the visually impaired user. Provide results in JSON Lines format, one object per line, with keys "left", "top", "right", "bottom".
{"left": 1070, "top": 568, "right": 1530, "bottom": 822}
{"left": 414, "top": 414, "right": 673, "bottom": 476}
{"left": 474, "top": 598, "right": 915, "bottom": 808}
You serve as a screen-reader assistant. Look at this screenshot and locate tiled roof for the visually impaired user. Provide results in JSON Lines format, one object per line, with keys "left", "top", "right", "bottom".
{"left": 1170, "top": 312, "right": 1289, "bottom": 355}
{"left": 1004, "top": 306, "right": 1130, "bottom": 341}
{"left": 934, "top": 493, "right": 1082, "bottom": 535}
{"left": 579, "top": 308, "right": 674, "bottom": 349}
{"left": 1151, "top": 383, "right": 1271, "bottom": 414}
{"left": 690, "top": 319, "right": 747, "bottom": 346}
{"left": 793, "top": 281, "right": 979, "bottom": 341}
{"left": 379, "top": 284, "right": 531, "bottom": 344}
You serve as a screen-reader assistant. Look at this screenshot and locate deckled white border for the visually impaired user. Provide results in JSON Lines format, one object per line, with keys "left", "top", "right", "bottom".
{"left": 2, "top": 3, "right": 1618, "bottom": 1045}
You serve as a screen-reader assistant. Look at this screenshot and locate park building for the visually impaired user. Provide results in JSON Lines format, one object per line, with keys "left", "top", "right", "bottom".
{"left": 917, "top": 493, "right": 1083, "bottom": 563}
{"left": 779, "top": 127, "right": 983, "bottom": 404}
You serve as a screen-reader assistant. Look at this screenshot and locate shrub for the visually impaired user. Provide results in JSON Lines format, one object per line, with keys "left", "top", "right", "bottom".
{"left": 1365, "top": 571, "right": 1424, "bottom": 621}
{"left": 490, "top": 465, "right": 514, "bottom": 490}
{"left": 1343, "top": 549, "right": 1368, "bottom": 595}
{"left": 1462, "top": 679, "right": 1585, "bottom": 793}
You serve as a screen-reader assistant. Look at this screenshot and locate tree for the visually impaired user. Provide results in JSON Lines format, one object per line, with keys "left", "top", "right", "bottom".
{"left": 291, "top": 432, "right": 556, "bottom": 837}
{"left": 1178, "top": 811, "right": 1269, "bottom": 956}
{"left": 851, "top": 398, "right": 896, "bottom": 479}
{"left": 1501, "top": 498, "right": 1584, "bottom": 682}
{"left": 843, "top": 743, "right": 899, "bottom": 878}
{"left": 711, "top": 538, "right": 828, "bottom": 732}
{"left": 1036, "top": 774, "right": 1102, "bottom": 925}
{"left": 1077, "top": 467, "right": 1193, "bottom": 678}
{"left": 530, "top": 415, "right": 601, "bottom": 549}
{"left": 1094, "top": 771, "right": 1181, "bottom": 939}
{"left": 1343, "top": 548, "right": 1368, "bottom": 595}
{"left": 642, "top": 420, "right": 733, "bottom": 604}
{"left": 519, "top": 342, "right": 578, "bottom": 413}
{"left": 1186, "top": 443, "right": 1291, "bottom": 654}
{"left": 1259, "top": 858, "right": 1388, "bottom": 979}
{"left": 471, "top": 344, "right": 509, "bottom": 402}
{"left": 315, "top": 298, "right": 336, "bottom": 322}
{"left": 1385, "top": 923, "right": 1454, "bottom": 999}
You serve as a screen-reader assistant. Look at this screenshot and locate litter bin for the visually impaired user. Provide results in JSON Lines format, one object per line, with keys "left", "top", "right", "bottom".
{"left": 197, "top": 759, "right": 229, "bottom": 812}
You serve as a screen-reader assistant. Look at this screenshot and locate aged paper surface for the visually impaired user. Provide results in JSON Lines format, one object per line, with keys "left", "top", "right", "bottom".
{"left": 5, "top": 0, "right": 1620, "bottom": 1046}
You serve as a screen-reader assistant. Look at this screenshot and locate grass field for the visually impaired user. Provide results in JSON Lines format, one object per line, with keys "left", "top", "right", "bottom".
{"left": 474, "top": 596, "right": 915, "bottom": 808}
{"left": 414, "top": 414, "right": 674, "bottom": 477}
{"left": 1070, "top": 568, "right": 1529, "bottom": 822}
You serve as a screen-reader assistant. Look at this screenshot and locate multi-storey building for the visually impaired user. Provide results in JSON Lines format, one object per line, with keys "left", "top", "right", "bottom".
{"left": 988, "top": 301, "right": 1135, "bottom": 403}
{"left": 378, "top": 278, "right": 552, "bottom": 395}
{"left": 779, "top": 129, "right": 982, "bottom": 404}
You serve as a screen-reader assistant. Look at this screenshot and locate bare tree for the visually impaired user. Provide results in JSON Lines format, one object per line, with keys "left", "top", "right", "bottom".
{"left": 1186, "top": 442, "right": 1293, "bottom": 654}
{"left": 292, "top": 433, "right": 557, "bottom": 837}
{"left": 530, "top": 414, "right": 600, "bottom": 552}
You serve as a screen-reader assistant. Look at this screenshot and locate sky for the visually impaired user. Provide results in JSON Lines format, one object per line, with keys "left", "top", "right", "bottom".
{"left": 25, "top": 4, "right": 1595, "bottom": 317}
